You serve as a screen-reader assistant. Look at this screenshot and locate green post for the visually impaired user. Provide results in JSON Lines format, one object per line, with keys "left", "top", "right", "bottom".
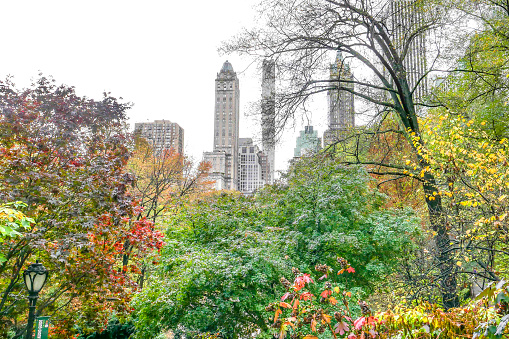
{"left": 34, "top": 316, "right": 50, "bottom": 339}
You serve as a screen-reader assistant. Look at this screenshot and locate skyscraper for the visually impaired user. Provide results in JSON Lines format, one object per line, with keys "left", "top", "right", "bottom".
{"left": 294, "top": 126, "right": 322, "bottom": 158}
{"left": 390, "top": 0, "right": 427, "bottom": 103}
{"left": 134, "top": 120, "right": 184, "bottom": 154}
{"left": 323, "top": 51, "right": 355, "bottom": 148}
{"left": 261, "top": 59, "right": 276, "bottom": 183}
{"left": 203, "top": 61, "right": 240, "bottom": 190}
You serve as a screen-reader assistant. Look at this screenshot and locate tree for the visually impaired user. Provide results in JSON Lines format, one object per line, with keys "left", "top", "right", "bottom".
{"left": 132, "top": 157, "right": 420, "bottom": 338}
{"left": 222, "top": 0, "right": 467, "bottom": 308}
{"left": 128, "top": 136, "right": 211, "bottom": 225}
{"left": 0, "top": 76, "right": 162, "bottom": 338}
{"left": 125, "top": 136, "right": 210, "bottom": 288}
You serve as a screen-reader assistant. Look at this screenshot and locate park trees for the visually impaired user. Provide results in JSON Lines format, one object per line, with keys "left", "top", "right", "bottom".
{"left": 221, "top": 0, "right": 480, "bottom": 308}
{"left": 0, "top": 76, "right": 162, "bottom": 338}
{"left": 132, "top": 157, "right": 420, "bottom": 338}
{"left": 124, "top": 136, "right": 210, "bottom": 289}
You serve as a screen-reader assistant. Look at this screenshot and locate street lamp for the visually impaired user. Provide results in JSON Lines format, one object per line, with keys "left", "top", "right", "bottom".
{"left": 23, "top": 261, "right": 48, "bottom": 339}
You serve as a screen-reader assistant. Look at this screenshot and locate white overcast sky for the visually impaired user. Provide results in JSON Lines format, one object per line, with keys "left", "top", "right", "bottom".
{"left": 0, "top": 0, "right": 330, "bottom": 173}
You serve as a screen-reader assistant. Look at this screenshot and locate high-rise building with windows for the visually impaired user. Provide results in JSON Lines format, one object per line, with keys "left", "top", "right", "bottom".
{"left": 261, "top": 59, "right": 276, "bottom": 183}
{"left": 203, "top": 61, "right": 240, "bottom": 190}
{"left": 237, "top": 138, "right": 267, "bottom": 195}
{"left": 390, "top": 0, "right": 427, "bottom": 103}
{"left": 323, "top": 51, "right": 355, "bottom": 148}
{"left": 134, "top": 120, "right": 184, "bottom": 154}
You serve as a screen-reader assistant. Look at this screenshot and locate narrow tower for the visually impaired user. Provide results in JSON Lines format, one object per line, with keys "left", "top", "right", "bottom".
{"left": 323, "top": 51, "right": 355, "bottom": 148}
{"left": 261, "top": 59, "right": 276, "bottom": 183}
{"left": 204, "top": 60, "right": 240, "bottom": 190}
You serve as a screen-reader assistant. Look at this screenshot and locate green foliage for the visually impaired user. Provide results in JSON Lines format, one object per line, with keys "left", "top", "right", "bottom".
{"left": 0, "top": 201, "right": 34, "bottom": 262}
{"left": 132, "top": 158, "right": 421, "bottom": 338}
{"left": 77, "top": 318, "right": 135, "bottom": 339}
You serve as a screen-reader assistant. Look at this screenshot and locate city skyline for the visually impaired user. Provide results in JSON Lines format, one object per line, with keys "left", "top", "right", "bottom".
{"left": 0, "top": 1, "right": 386, "bottom": 176}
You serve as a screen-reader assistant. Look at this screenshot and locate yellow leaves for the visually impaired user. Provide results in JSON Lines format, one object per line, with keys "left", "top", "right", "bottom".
{"left": 498, "top": 195, "right": 507, "bottom": 202}
{"left": 334, "top": 286, "right": 340, "bottom": 294}
{"left": 456, "top": 261, "right": 462, "bottom": 267}
{"left": 405, "top": 160, "right": 411, "bottom": 165}
{"left": 499, "top": 213, "right": 507, "bottom": 221}
{"left": 322, "top": 313, "right": 332, "bottom": 324}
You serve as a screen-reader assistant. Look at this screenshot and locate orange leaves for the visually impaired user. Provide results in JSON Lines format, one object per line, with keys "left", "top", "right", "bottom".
{"left": 311, "top": 318, "right": 317, "bottom": 332}
{"left": 302, "top": 336, "right": 318, "bottom": 339}
{"left": 329, "top": 296, "right": 338, "bottom": 305}
{"left": 300, "top": 292, "right": 314, "bottom": 301}
{"left": 322, "top": 313, "right": 332, "bottom": 324}
{"left": 280, "top": 302, "right": 292, "bottom": 309}
{"left": 338, "top": 266, "right": 356, "bottom": 275}
{"left": 274, "top": 308, "right": 282, "bottom": 323}
{"left": 320, "top": 290, "right": 332, "bottom": 298}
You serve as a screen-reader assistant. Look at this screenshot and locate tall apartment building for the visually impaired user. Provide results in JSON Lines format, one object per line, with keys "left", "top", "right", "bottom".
{"left": 134, "top": 120, "right": 184, "bottom": 154}
{"left": 294, "top": 126, "right": 322, "bottom": 158}
{"left": 261, "top": 59, "right": 276, "bottom": 184}
{"left": 390, "top": 0, "right": 427, "bottom": 103}
{"left": 238, "top": 138, "right": 267, "bottom": 195}
{"left": 203, "top": 61, "right": 240, "bottom": 190}
{"left": 323, "top": 51, "right": 355, "bottom": 148}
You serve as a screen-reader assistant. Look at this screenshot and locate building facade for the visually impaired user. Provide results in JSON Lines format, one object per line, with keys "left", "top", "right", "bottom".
{"left": 203, "top": 61, "right": 240, "bottom": 190}
{"left": 134, "top": 120, "right": 184, "bottom": 154}
{"left": 294, "top": 126, "right": 322, "bottom": 158}
{"left": 324, "top": 51, "right": 355, "bottom": 148}
{"left": 261, "top": 59, "right": 276, "bottom": 184}
{"left": 390, "top": 0, "right": 428, "bottom": 103}
{"left": 237, "top": 138, "right": 267, "bottom": 195}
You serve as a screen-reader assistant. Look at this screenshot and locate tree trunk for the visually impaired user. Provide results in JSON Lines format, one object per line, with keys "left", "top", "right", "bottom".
{"left": 423, "top": 173, "right": 459, "bottom": 309}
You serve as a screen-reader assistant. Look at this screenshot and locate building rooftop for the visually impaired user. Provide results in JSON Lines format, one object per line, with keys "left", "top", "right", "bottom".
{"left": 220, "top": 60, "right": 234, "bottom": 73}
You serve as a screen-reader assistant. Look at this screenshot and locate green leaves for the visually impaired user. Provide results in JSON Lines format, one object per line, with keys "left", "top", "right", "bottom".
{"left": 133, "top": 157, "right": 421, "bottom": 338}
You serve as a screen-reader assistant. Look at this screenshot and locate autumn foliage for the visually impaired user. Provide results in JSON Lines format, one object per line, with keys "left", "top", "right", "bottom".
{"left": 269, "top": 261, "right": 509, "bottom": 339}
{"left": 0, "top": 76, "right": 163, "bottom": 338}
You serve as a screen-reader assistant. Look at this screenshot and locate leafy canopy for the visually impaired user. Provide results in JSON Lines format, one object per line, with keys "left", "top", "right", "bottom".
{"left": 133, "top": 158, "right": 421, "bottom": 338}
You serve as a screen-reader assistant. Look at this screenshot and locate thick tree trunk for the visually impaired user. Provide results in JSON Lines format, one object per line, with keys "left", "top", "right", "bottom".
{"left": 423, "top": 174, "right": 459, "bottom": 309}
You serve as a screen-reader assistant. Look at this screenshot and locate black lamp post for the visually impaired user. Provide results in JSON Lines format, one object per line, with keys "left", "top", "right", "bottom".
{"left": 23, "top": 261, "right": 48, "bottom": 339}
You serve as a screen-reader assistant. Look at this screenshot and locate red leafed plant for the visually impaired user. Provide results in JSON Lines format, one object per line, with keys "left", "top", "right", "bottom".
{"left": 266, "top": 258, "right": 379, "bottom": 339}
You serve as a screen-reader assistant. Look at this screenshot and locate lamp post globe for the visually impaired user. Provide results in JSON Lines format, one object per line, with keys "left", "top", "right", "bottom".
{"left": 23, "top": 261, "right": 48, "bottom": 339}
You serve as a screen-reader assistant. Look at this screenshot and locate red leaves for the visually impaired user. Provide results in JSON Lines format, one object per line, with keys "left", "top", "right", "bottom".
{"left": 353, "top": 317, "right": 366, "bottom": 330}
{"left": 347, "top": 267, "right": 356, "bottom": 273}
{"left": 320, "top": 290, "right": 332, "bottom": 298}
{"left": 300, "top": 292, "right": 314, "bottom": 301}
{"left": 294, "top": 273, "right": 313, "bottom": 291}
